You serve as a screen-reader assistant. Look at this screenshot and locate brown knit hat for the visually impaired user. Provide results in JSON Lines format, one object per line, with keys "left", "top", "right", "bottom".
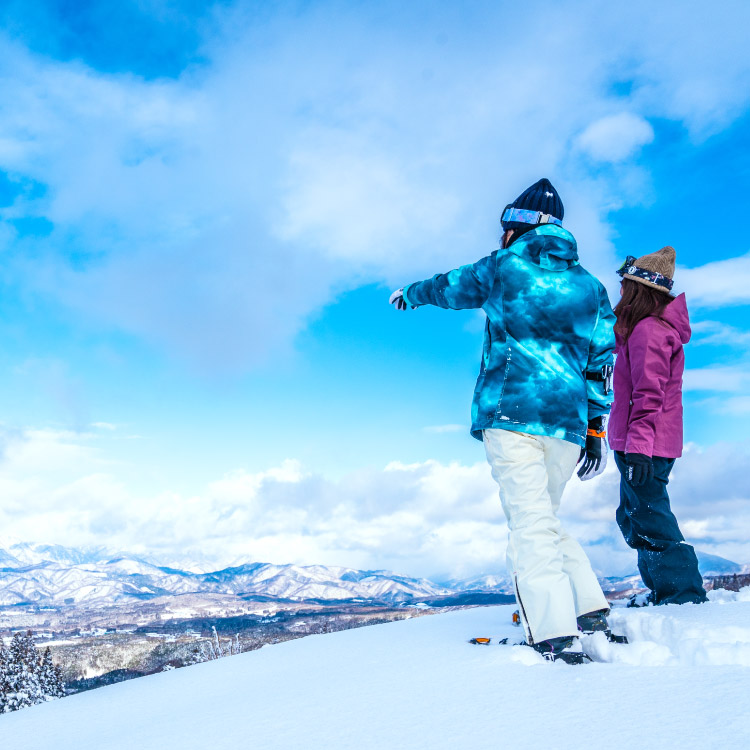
{"left": 621, "top": 245, "right": 676, "bottom": 294}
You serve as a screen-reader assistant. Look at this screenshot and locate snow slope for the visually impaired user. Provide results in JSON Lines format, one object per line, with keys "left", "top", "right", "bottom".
{"left": 2, "top": 590, "right": 750, "bottom": 750}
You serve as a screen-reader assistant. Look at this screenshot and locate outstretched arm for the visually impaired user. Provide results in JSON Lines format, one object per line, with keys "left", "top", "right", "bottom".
{"left": 401, "top": 252, "right": 497, "bottom": 310}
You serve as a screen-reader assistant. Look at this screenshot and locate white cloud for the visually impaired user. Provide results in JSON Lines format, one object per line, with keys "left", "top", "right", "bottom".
{"left": 623, "top": 2, "right": 750, "bottom": 138}
{"left": 278, "top": 135, "right": 463, "bottom": 265}
{"left": 1, "top": 427, "right": 747, "bottom": 579}
{"left": 690, "top": 395, "right": 750, "bottom": 417}
{"left": 577, "top": 113, "right": 654, "bottom": 163}
{"left": 691, "top": 321, "right": 750, "bottom": 348}
{"left": 1, "top": 2, "right": 750, "bottom": 368}
{"left": 677, "top": 252, "right": 750, "bottom": 307}
{"left": 684, "top": 366, "right": 749, "bottom": 393}
{"left": 721, "top": 396, "right": 750, "bottom": 415}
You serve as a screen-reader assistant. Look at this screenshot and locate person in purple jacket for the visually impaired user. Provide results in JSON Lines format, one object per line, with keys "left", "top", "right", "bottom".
{"left": 609, "top": 245, "right": 707, "bottom": 606}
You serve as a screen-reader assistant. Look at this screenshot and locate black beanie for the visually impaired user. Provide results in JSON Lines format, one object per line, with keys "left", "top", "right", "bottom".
{"left": 501, "top": 178, "right": 564, "bottom": 231}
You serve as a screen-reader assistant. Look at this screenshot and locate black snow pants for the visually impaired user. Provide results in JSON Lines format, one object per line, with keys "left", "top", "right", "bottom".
{"left": 614, "top": 451, "right": 707, "bottom": 605}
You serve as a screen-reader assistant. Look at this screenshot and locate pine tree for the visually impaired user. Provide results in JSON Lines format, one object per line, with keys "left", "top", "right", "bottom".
{"left": 0, "top": 642, "right": 11, "bottom": 714}
{"left": 39, "top": 648, "right": 65, "bottom": 699}
{"left": 38, "top": 648, "right": 54, "bottom": 696}
{"left": 0, "top": 631, "right": 65, "bottom": 713}
{"left": 53, "top": 664, "right": 65, "bottom": 697}
{"left": 3, "top": 636, "right": 32, "bottom": 712}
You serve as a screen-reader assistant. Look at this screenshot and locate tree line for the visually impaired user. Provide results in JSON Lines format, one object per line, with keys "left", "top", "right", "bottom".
{"left": 1, "top": 631, "right": 66, "bottom": 714}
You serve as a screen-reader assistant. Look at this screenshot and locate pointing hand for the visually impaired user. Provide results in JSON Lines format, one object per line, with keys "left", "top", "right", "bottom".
{"left": 390, "top": 289, "right": 415, "bottom": 311}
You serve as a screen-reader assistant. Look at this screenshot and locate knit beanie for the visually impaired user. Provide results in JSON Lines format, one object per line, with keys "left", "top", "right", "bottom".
{"left": 501, "top": 178, "right": 564, "bottom": 231}
{"left": 620, "top": 246, "right": 676, "bottom": 294}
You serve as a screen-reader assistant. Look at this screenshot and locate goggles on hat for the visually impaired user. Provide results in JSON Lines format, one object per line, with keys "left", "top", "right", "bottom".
{"left": 617, "top": 255, "right": 674, "bottom": 291}
{"left": 501, "top": 205, "right": 562, "bottom": 228}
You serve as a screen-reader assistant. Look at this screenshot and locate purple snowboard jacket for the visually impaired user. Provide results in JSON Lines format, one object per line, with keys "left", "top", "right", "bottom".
{"left": 608, "top": 293, "right": 691, "bottom": 459}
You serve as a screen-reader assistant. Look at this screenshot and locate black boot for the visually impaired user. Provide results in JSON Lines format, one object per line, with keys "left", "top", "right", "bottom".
{"left": 577, "top": 608, "right": 629, "bottom": 644}
{"left": 576, "top": 609, "right": 609, "bottom": 634}
{"left": 627, "top": 591, "right": 655, "bottom": 608}
{"left": 531, "top": 636, "right": 591, "bottom": 665}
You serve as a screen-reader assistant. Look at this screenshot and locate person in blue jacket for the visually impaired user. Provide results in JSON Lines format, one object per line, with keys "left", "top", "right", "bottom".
{"left": 391, "top": 179, "right": 617, "bottom": 662}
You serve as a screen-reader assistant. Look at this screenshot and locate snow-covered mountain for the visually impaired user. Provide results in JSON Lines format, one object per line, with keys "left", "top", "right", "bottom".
{"left": 0, "top": 542, "right": 454, "bottom": 606}
{"left": 0, "top": 541, "right": 744, "bottom": 608}
{"left": 695, "top": 550, "right": 744, "bottom": 576}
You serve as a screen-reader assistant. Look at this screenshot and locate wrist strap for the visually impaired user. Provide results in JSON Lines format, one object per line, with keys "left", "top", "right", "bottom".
{"left": 587, "top": 429, "right": 606, "bottom": 438}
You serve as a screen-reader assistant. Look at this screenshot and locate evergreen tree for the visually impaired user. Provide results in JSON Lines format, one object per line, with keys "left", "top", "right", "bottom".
{"left": 0, "top": 642, "right": 11, "bottom": 714}
{"left": 0, "top": 631, "right": 65, "bottom": 713}
{"left": 4, "top": 632, "right": 43, "bottom": 711}
{"left": 39, "top": 648, "right": 66, "bottom": 699}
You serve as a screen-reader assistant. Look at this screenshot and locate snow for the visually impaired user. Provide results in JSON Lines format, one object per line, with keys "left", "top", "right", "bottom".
{"left": 587, "top": 587, "right": 750, "bottom": 667}
{"left": 2, "top": 592, "right": 750, "bottom": 749}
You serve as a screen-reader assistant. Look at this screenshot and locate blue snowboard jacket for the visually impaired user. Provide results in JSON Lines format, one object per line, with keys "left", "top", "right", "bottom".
{"left": 403, "top": 224, "right": 615, "bottom": 447}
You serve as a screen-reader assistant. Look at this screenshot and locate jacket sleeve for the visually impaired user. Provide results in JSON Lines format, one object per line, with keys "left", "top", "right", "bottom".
{"left": 625, "top": 321, "right": 671, "bottom": 456}
{"left": 403, "top": 252, "right": 497, "bottom": 310}
{"left": 585, "top": 285, "right": 616, "bottom": 421}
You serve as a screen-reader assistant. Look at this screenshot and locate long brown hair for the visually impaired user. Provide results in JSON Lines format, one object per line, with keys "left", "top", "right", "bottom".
{"left": 613, "top": 278, "right": 672, "bottom": 341}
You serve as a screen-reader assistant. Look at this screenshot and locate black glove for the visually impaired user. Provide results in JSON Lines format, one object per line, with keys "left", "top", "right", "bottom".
{"left": 625, "top": 453, "right": 654, "bottom": 487}
{"left": 577, "top": 417, "right": 605, "bottom": 479}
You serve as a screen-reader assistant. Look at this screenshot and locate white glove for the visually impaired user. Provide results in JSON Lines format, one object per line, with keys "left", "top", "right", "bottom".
{"left": 390, "top": 288, "right": 415, "bottom": 311}
{"left": 578, "top": 442, "right": 608, "bottom": 481}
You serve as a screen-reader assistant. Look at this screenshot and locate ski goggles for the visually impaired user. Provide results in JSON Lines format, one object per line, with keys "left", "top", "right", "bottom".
{"left": 617, "top": 255, "right": 674, "bottom": 291}
{"left": 501, "top": 205, "right": 562, "bottom": 229}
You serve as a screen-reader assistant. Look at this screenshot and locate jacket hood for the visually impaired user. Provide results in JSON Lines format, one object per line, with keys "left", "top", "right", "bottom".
{"left": 662, "top": 292, "right": 691, "bottom": 344}
{"left": 508, "top": 224, "right": 579, "bottom": 272}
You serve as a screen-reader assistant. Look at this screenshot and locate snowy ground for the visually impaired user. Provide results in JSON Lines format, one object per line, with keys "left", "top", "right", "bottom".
{"left": 2, "top": 589, "right": 750, "bottom": 750}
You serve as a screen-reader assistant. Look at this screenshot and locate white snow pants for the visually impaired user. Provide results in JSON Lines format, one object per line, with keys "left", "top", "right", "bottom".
{"left": 484, "top": 428, "right": 609, "bottom": 644}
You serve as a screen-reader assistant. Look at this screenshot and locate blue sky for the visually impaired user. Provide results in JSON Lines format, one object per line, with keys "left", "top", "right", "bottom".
{"left": 0, "top": 0, "right": 749, "bottom": 577}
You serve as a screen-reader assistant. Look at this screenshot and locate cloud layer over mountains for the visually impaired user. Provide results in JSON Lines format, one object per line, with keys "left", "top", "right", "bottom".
{"left": 1, "top": 427, "right": 747, "bottom": 579}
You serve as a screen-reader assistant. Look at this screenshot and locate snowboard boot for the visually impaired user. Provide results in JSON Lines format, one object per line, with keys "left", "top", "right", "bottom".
{"left": 577, "top": 608, "right": 629, "bottom": 644}
{"left": 531, "top": 636, "right": 591, "bottom": 665}
{"left": 577, "top": 609, "right": 609, "bottom": 634}
{"left": 627, "top": 591, "right": 655, "bottom": 608}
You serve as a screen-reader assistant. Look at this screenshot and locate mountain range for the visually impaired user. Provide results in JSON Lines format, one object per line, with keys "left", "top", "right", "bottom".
{"left": 0, "top": 541, "right": 459, "bottom": 607}
{"left": 0, "top": 540, "right": 745, "bottom": 608}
